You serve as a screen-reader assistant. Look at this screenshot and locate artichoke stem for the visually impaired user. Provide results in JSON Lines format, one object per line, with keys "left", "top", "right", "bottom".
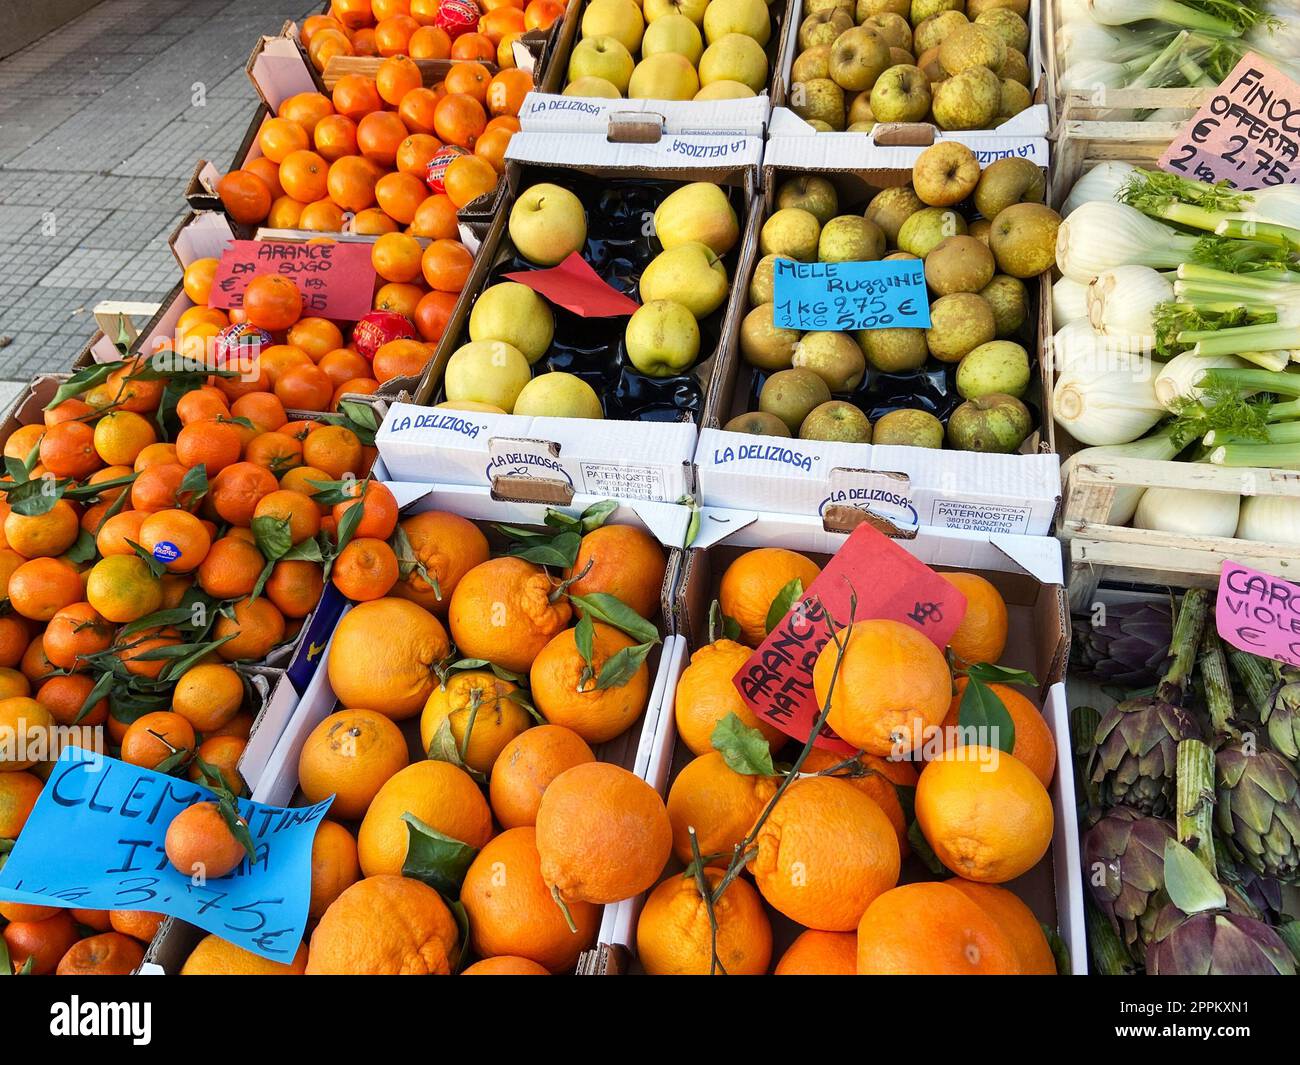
{"left": 1156, "top": 589, "right": 1210, "bottom": 705}
{"left": 1176, "top": 738, "right": 1218, "bottom": 878}
{"left": 1071, "top": 704, "right": 1103, "bottom": 820}
{"left": 1086, "top": 897, "right": 1139, "bottom": 975}
{"left": 1197, "top": 623, "right": 1240, "bottom": 745}
{"left": 1228, "top": 648, "right": 1277, "bottom": 717}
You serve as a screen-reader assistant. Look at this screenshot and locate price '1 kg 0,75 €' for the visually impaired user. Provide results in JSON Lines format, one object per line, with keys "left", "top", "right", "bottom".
{"left": 772, "top": 257, "right": 931, "bottom": 332}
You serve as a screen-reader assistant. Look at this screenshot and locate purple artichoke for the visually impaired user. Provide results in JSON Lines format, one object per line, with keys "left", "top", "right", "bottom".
{"left": 1071, "top": 600, "right": 1174, "bottom": 688}
{"left": 1216, "top": 745, "right": 1300, "bottom": 884}
{"left": 1083, "top": 807, "right": 1176, "bottom": 956}
{"left": 1146, "top": 905, "right": 1297, "bottom": 975}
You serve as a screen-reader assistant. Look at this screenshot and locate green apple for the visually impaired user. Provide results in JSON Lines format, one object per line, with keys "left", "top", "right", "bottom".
{"left": 759, "top": 368, "right": 832, "bottom": 433}
{"left": 625, "top": 300, "right": 701, "bottom": 377}
{"left": 564, "top": 76, "right": 622, "bottom": 98}
{"left": 702, "top": 0, "right": 771, "bottom": 46}
{"left": 725, "top": 411, "right": 791, "bottom": 436}
{"left": 513, "top": 372, "right": 604, "bottom": 419}
{"left": 445, "top": 340, "right": 533, "bottom": 413}
{"left": 654, "top": 182, "right": 740, "bottom": 255}
{"left": 641, "top": 13, "right": 704, "bottom": 64}
{"left": 761, "top": 207, "right": 821, "bottom": 261}
{"left": 568, "top": 36, "right": 635, "bottom": 93}
{"left": 639, "top": 242, "right": 728, "bottom": 318}
{"left": 695, "top": 80, "right": 756, "bottom": 99}
{"left": 644, "top": 0, "right": 709, "bottom": 25}
{"left": 698, "top": 33, "right": 768, "bottom": 92}
{"left": 581, "top": 0, "right": 644, "bottom": 54}
{"left": 468, "top": 282, "right": 554, "bottom": 365}
{"left": 509, "top": 183, "right": 587, "bottom": 266}
{"left": 896, "top": 205, "right": 966, "bottom": 257}
{"left": 629, "top": 52, "right": 700, "bottom": 99}
{"left": 740, "top": 303, "right": 800, "bottom": 370}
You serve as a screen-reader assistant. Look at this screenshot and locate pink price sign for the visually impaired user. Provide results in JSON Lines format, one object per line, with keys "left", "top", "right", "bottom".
{"left": 1216, "top": 560, "right": 1300, "bottom": 668}
{"left": 209, "top": 239, "right": 377, "bottom": 322}
{"left": 1158, "top": 54, "right": 1300, "bottom": 189}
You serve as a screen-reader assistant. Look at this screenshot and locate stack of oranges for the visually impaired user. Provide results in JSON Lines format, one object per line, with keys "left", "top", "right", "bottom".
{"left": 301, "top": 0, "right": 568, "bottom": 74}
{"left": 0, "top": 905, "right": 167, "bottom": 976}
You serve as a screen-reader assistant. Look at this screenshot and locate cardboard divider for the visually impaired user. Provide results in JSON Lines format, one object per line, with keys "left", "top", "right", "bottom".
{"left": 697, "top": 141, "right": 1061, "bottom": 536}
{"left": 580, "top": 515, "right": 1084, "bottom": 974}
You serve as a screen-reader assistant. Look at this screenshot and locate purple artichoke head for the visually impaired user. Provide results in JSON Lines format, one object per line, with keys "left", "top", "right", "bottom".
{"left": 1082, "top": 807, "right": 1176, "bottom": 956}
{"left": 1071, "top": 601, "right": 1174, "bottom": 689}
{"left": 1146, "top": 905, "right": 1297, "bottom": 975}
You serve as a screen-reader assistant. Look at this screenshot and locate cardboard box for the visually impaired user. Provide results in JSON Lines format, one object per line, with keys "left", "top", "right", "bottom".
{"left": 582, "top": 511, "right": 1085, "bottom": 973}
{"left": 699, "top": 138, "right": 1061, "bottom": 536}
{"left": 769, "top": 0, "right": 1050, "bottom": 145}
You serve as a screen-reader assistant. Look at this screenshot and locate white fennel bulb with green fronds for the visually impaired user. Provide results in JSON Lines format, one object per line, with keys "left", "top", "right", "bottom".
{"left": 1053, "top": 353, "right": 1166, "bottom": 445}
{"left": 1063, "top": 162, "right": 1137, "bottom": 217}
{"left": 1088, "top": 0, "right": 1254, "bottom": 35}
{"left": 1056, "top": 201, "right": 1202, "bottom": 282}
{"left": 1060, "top": 427, "right": 1183, "bottom": 525}
{"left": 1153, "top": 352, "right": 1251, "bottom": 410}
{"left": 1134, "top": 486, "right": 1240, "bottom": 537}
{"left": 1052, "top": 319, "right": 1114, "bottom": 375}
{"left": 1053, "top": 277, "right": 1090, "bottom": 325}
{"left": 1087, "top": 265, "right": 1173, "bottom": 352}
{"left": 1237, "top": 495, "right": 1300, "bottom": 545}
{"left": 1057, "top": 21, "right": 1136, "bottom": 66}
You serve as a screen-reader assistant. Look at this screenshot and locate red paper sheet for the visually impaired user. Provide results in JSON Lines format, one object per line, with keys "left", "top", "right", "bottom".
{"left": 503, "top": 252, "right": 640, "bottom": 317}
{"left": 208, "top": 240, "right": 376, "bottom": 322}
{"left": 732, "top": 524, "right": 969, "bottom": 753}
{"left": 1217, "top": 560, "right": 1300, "bottom": 668}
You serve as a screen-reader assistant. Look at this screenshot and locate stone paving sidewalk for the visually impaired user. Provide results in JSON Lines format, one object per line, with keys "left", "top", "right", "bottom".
{"left": 0, "top": 0, "right": 319, "bottom": 384}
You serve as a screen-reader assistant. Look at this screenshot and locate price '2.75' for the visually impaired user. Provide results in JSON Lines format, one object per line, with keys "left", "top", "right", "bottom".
{"left": 776, "top": 294, "right": 917, "bottom": 331}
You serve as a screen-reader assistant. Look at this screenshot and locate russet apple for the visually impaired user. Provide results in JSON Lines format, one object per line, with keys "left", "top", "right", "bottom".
{"left": 698, "top": 33, "right": 768, "bottom": 92}
{"left": 581, "top": 0, "right": 645, "bottom": 54}
{"left": 932, "top": 65, "right": 1001, "bottom": 129}
{"left": 445, "top": 340, "right": 533, "bottom": 413}
{"left": 939, "top": 24, "right": 1006, "bottom": 76}
{"left": 654, "top": 182, "right": 740, "bottom": 255}
{"left": 913, "top": 10, "right": 968, "bottom": 54}
{"left": 791, "top": 44, "right": 832, "bottom": 83}
{"left": 760, "top": 207, "right": 821, "bottom": 261}
{"left": 509, "top": 182, "right": 588, "bottom": 266}
{"left": 776, "top": 174, "right": 838, "bottom": 224}
{"left": 912, "top": 140, "right": 981, "bottom": 207}
{"left": 629, "top": 52, "right": 700, "bottom": 99}
{"left": 513, "top": 372, "right": 604, "bottom": 419}
{"left": 568, "top": 36, "right": 636, "bottom": 93}
{"left": 828, "top": 26, "right": 891, "bottom": 92}
{"left": 792, "top": 331, "right": 866, "bottom": 392}
{"left": 791, "top": 77, "right": 845, "bottom": 129}
{"left": 624, "top": 300, "right": 701, "bottom": 377}
{"left": 468, "top": 281, "right": 555, "bottom": 364}
{"left": 798, "top": 8, "right": 853, "bottom": 51}
{"left": 800, "top": 400, "right": 873, "bottom": 442}
{"left": 868, "top": 64, "right": 931, "bottom": 122}
{"left": 818, "top": 215, "right": 885, "bottom": 263}
{"left": 639, "top": 242, "right": 729, "bottom": 318}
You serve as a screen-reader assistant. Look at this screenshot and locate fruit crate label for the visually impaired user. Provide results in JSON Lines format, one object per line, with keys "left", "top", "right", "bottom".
{"left": 1216, "top": 560, "right": 1300, "bottom": 667}
{"left": 929, "top": 499, "right": 1033, "bottom": 535}
{"left": 579, "top": 461, "right": 669, "bottom": 502}
{"left": 732, "top": 522, "right": 968, "bottom": 753}
{"left": 772, "top": 257, "right": 930, "bottom": 331}
{"left": 1158, "top": 53, "right": 1300, "bottom": 189}
{"left": 209, "top": 239, "right": 377, "bottom": 321}
{"left": 0, "top": 747, "right": 330, "bottom": 962}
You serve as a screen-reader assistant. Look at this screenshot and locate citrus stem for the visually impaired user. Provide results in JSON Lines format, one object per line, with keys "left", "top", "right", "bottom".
{"left": 548, "top": 557, "right": 595, "bottom": 604}
{"left": 549, "top": 883, "right": 577, "bottom": 934}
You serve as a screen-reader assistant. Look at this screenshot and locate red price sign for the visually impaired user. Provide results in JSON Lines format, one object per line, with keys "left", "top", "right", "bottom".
{"left": 208, "top": 240, "right": 377, "bottom": 322}
{"left": 732, "top": 523, "right": 969, "bottom": 753}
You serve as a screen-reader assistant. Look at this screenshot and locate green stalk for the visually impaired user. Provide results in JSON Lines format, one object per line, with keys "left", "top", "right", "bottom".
{"left": 1175, "top": 739, "right": 1219, "bottom": 874}
{"left": 1071, "top": 704, "right": 1103, "bottom": 820}
{"left": 1209, "top": 441, "right": 1300, "bottom": 467}
{"left": 1228, "top": 648, "right": 1278, "bottom": 717}
{"left": 1204, "top": 421, "right": 1300, "bottom": 446}
{"left": 1199, "top": 368, "right": 1300, "bottom": 398}
{"left": 1238, "top": 350, "right": 1292, "bottom": 372}
{"left": 1217, "top": 218, "right": 1300, "bottom": 247}
{"left": 1177, "top": 263, "right": 1291, "bottom": 292}
{"left": 1157, "top": 588, "right": 1210, "bottom": 705}
{"left": 1198, "top": 624, "right": 1240, "bottom": 743}
{"left": 1268, "top": 399, "right": 1300, "bottom": 421}
{"left": 1156, "top": 201, "right": 1233, "bottom": 233}
{"left": 1086, "top": 898, "right": 1139, "bottom": 976}
{"left": 1189, "top": 329, "right": 1300, "bottom": 358}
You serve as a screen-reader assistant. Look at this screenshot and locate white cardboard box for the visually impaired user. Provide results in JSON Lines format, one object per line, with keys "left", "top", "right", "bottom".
{"left": 516, "top": 92, "right": 771, "bottom": 138}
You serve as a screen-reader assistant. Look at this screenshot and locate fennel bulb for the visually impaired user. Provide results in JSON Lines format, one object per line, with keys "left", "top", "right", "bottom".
{"left": 1051, "top": 319, "right": 1114, "bottom": 374}
{"left": 1087, "top": 0, "right": 1249, "bottom": 37}
{"left": 1059, "top": 59, "right": 1143, "bottom": 93}
{"left": 1053, "top": 354, "right": 1166, "bottom": 445}
{"left": 1237, "top": 495, "right": 1300, "bottom": 545}
{"left": 1153, "top": 352, "right": 1250, "bottom": 409}
{"left": 1060, "top": 426, "right": 1183, "bottom": 525}
{"left": 1063, "top": 161, "right": 1137, "bottom": 217}
{"left": 1087, "top": 265, "right": 1173, "bottom": 352}
{"left": 1053, "top": 277, "right": 1090, "bottom": 325}
{"left": 1134, "top": 486, "right": 1241, "bottom": 537}
{"left": 1057, "top": 22, "right": 1135, "bottom": 66}
{"left": 1056, "top": 201, "right": 1202, "bottom": 283}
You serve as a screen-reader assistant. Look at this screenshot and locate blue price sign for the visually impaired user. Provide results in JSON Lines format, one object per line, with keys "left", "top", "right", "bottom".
{"left": 772, "top": 258, "right": 930, "bottom": 331}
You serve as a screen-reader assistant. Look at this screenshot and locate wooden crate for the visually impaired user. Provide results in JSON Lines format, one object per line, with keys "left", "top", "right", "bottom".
{"left": 1049, "top": 125, "right": 1300, "bottom": 605}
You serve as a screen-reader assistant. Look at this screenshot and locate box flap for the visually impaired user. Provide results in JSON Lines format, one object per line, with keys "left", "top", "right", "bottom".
{"left": 517, "top": 93, "right": 770, "bottom": 137}
{"left": 247, "top": 33, "right": 319, "bottom": 112}
{"left": 504, "top": 130, "right": 764, "bottom": 177}
{"left": 764, "top": 118, "right": 1050, "bottom": 169}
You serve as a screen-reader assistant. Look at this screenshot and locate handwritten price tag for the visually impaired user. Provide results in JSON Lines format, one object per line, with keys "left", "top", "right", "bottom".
{"left": 1159, "top": 54, "right": 1300, "bottom": 190}
{"left": 209, "top": 240, "right": 377, "bottom": 321}
{"left": 0, "top": 748, "right": 329, "bottom": 961}
{"left": 732, "top": 523, "right": 968, "bottom": 752}
{"left": 772, "top": 257, "right": 930, "bottom": 332}
{"left": 1216, "top": 560, "right": 1300, "bottom": 667}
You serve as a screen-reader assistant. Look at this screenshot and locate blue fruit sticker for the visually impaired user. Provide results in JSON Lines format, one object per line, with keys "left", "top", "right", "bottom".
{"left": 152, "top": 540, "right": 181, "bottom": 564}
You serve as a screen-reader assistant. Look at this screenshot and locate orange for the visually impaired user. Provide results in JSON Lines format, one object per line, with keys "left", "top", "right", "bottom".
{"left": 943, "top": 571, "right": 1009, "bottom": 668}
{"left": 253, "top": 489, "right": 322, "bottom": 545}
{"left": 213, "top": 597, "right": 286, "bottom": 661}
{"left": 444, "top": 153, "right": 497, "bottom": 208}
{"left": 413, "top": 289, "right": 458, "bottom": 342}
{"left": 636, "top": 867, "right": 772, "bottom": 976}
{"left": 42, "top": 602, "right": 113, "bottom": 671}
{"left": 131, "top": 462, "right": 193, "bottom": 512}
{"left": 433, "top": 92, "right": 486, "bottom": 148}
{"left": 813, "top": 619, "right": 951, "bottom": 758}
{"left": 279, "top": 149, "right": 330, "bottom": 203}
{"left": 0, "top": 696, "right": 52, "bottom": 769}
{"left": 462, "top": 827, "right": 600, "bottom": 973}
{"left": 301, "top": 14, "right": 346, "bottom": 43}
{"left": 374, "top": 13, "right": 419, "bottom": 55}
{"left": 298, "top": 707, "right": 409, "bottom": 820}
{"left": 748, "top": 775, "right": 900, "bottom": 932}
{"left": 182, "top": 935, "right": 308, "bottom": 975}
{"left": 332, "top": 380, "right": 380, "bottom": 408}
{"left": 377, "top": 53, "right": 423, "bottom": 105}
{"left": 332, "top": 480, "right": 398, "bottom": 541}
{"left": 56, "top": 932, "right": 146, "bottom": 976}
{"left": 40, "top": 419, "right": 99, "bottom": 478}
{"left": 104, "top": 358, "right": 165, "bottom": 413}
{"left": 0, "top": 771, "right": 42, "bottom": 836}
{"left": 3, "top": 423, "right": 44, "bottom": 461}
{"left": 247, "top": 155, "right": 286, "bottom": 201}
{"left": 259, "top": 116, "right": 310, "bottom": 163}
{"left": 938, "top": 678, "right": 1056, "bottom": 787}
{"left": 535, "top": 762, "right": 671, "bottom": 906}
{"left": 914, "top": 746, "right": 1053, "bottom": 884}
{"left": 486, "top": 67, "right": 530, "bottom": 116}
{"left": 0, "top": 902, "right": 57, "bottom": 923}
{"left": 309, "top": 820, "right": 361, "bottom": 921}
{"left": 70, "top": 909, "right": 112, "bottom": 932}
{"left": 85, "top": 555, "right": 164, "bottom": 623}
{"left": 244, "top": 432, "right": 303, "bottom": 474}
{"left": 332, "top": 537, "right": 400, "bottom": 601}
{"left": 109, "top": 910, "right": 164, "bottom": 943}
{"left": 44, "top": 398, "right": 93, "bottom": 426}
{"left": 451, "top": 32, "right": 496, "bottom": 61}
{"left": 375, "top": 171, "right": 428, "bottom": 223}
{"left": 718, "top": 547, "right": 822, "bottom": 648}
{"left": 409, "top": 193, "right": 458, "bottom": 239}
{"left": 92, "top": 410, "right": 156, "bottom": 466}
{"left": 307, "top": 874, "right": 458, "bottom": 975}
{"left": 175, "top": 418, "right": 242, "bottom": 473}
{"left": 243, "top": 275, "right": 303, "bottom": 332}
{"left": 524, "top": 0, "right": 564, "bottom": 30}
{"left": 37, "top": 673, "right": 108, "bottom": 727}
{"left": 357, "top": 110, "right": 409, "bottom": 167}
{"left": 529, "top": 622, "right": 649, "bottom": 744}
{"left": 287, "top": 317, "right": 344, "bottom": 361}
{"left": 410, "top": 0, "right": 440, "bottom": 21}
{"left": 0, "top": 614, "right": 27, "bottom": 669}
{"left": 211, "top": 461, "right": 280, "bottom": 525}
{"left": 173, "top": 663, "right": 244, "bottom": 732}
{"left": 332, "top": 0, "right": 374, "bottom": 32}
{"left": 372, "top": 281, "right": 424, "bottom": 320}
{"left": 461, "top": 955, "right": 549, "bottom": 975}
{"left": 480, "top": 6, "right": 525, "bottom": 44}
{"left": 319, "top": 349, "right": 374, "bottom": 390}
{"left": 418, "top": 669, "right": 529, "bottom": 773}
{"left": 218, "top": 170, "right": 272, "bottom": 225}
{"left": 249, "top": 352, "right": 307, "bottom": 396}
{"left": 188, "top": 735, "right": 247, "bottom": 794}
{"left": 489, "top": 724, "right": 593, "bottom": 830}
{"left": 774, "top": 930, "right": 858, "bottom": 975}
{"left": 119, "top": 626, "right": 182, "bottom": 679}
{"left": 474, "top": 126, "right": 513, "bottom": 174}
{"left": 314, "top": 113, "right": 359, "bottom": 160}
{"left": 0, "top": 668, "right": 28, "bottom": 699}
{"left": 332, "top": 73, "right": 383, "bottom": 120}
{"left": 357, "top": 760, "right": 493, "bottom": 876}
{"left": 371, "top": 231, "right": 423, "bottom": 284}
{"left": 265, "top": 558, "right": 325, "bottom": 618}
{"left": 390, "top": 511, "right": 490, "bottom": 615}
{"left": 120, "top": 710, "right": 196, "bottom": 770}
{"left": 800, "top": 747, "right": 912, "bottom": 858}
{"left": 7, "top": 557, "right": 83, "bottom": 622}
{"left": 674, "top": 639, "right": 787, "bottom": 756}
{"left": 409, "top": 25, "right": 451, "bottom": 59}
{"left": 857, "top": 881, "right": 1021, "bottom": 975}
{"left": 396, "top": 132, "right": 441, "bottom": 175}
{"left": 564, "top": 524, "right": 667, "bottom": 620}
{"left": 373, "top": 337, "right": 432, "bottom": 382}
{"left": 449, "top": 557, "right": 571, "bottom": 674}
{"left": 133, "top": 441, "right": 179, "bottom": 471}
{"left": 197, "top": 535, "right": 265, "bottom": 599}
{"left": 420, "top": 237, "right": 473, "bottom": 292}
{"left": 139, "top": 509, "right": 211, "bottom": 573}
{"left": 3, "top": 911, "right": 80, "bottom": 974}
{"left": 666, "top": 751, "right": 778, "bottom": 864}
{"left": 183, "top": 257, "right": 219, "bottom": 304}
{"left": 496, "top": 31, "right": 522, "bottom": 69}
{"left": 165, "top": 801, "right": 247, "bottom": 879}
{"left": 19, "top": 638, "right": 58, "bottom": 686}
{"left": 279, "top": 91, "right": 335, "bottom": 135}
{"left": 947, "top": 878, "right": 1056, "bottom": 975}
{"left": 299, "top": 195, "right": 345, "bottom": 227}
{"left": 302, "top": 424, "right": 364, "bottom": 478}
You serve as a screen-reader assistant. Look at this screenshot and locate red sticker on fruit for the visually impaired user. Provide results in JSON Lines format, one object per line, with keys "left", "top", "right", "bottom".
{"left": 353, "top": 310, "right": 417, "bottom": 359}
{"left": 436, "top": 0, "right": 479, "bottom": 39}
{"left": 731, "top": 523, "right": 968, "bottom": 753}
{"left": 209, "top": 240, "right": 375, "bottom": 322}
{"left": 503, "top": 252, "right": 640, "bottom": 318}
{"left": 1216, "top": 560, "right": 1300, "bottom": 668}
{"left": 425, "top": 145, "right": 469, "bottom": 194}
